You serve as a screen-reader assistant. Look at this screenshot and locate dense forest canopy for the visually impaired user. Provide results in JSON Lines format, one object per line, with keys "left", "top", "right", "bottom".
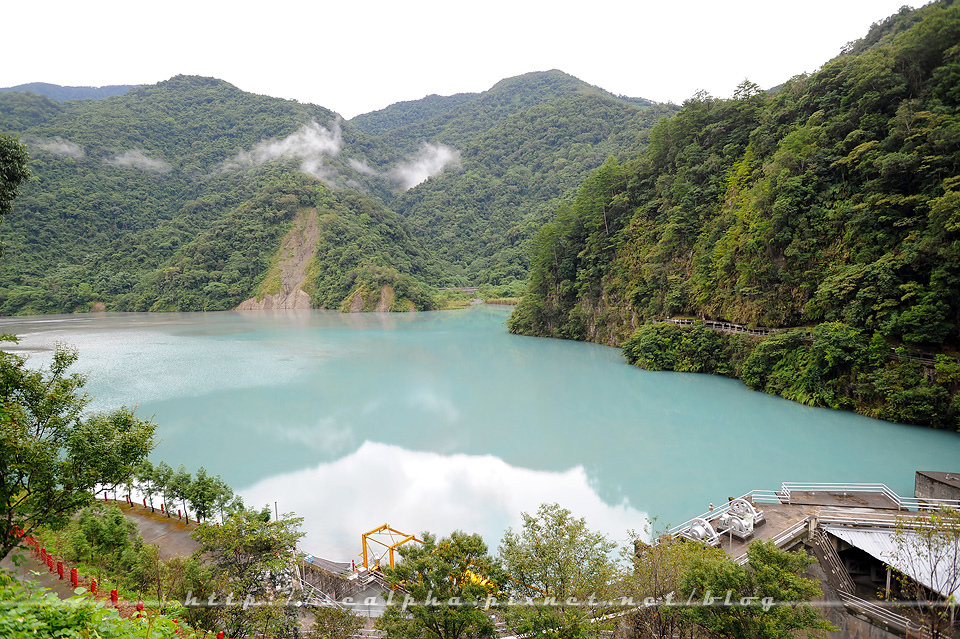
{"left": 509, "top": 1, "right": 960, "bottom": 428}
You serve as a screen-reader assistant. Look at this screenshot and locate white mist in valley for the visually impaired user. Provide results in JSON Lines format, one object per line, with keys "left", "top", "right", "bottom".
{"left": 224, "top": 120, "right": 343, "bottom": 183}
{"left": 29, "top": 137, "right": 86, "bottom": 159}
{"left": 105, "top": 149, "right": 172, "bottom": 174}
{"left": 388, "top": 143, "right": 460, "bottom": 190}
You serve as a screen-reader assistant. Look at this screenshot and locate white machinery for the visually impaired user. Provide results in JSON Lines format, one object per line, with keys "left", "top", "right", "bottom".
{"left": 714, "top": 498, "right": 765, "bottom": 540}
{"left": 680, "top": 517, "right": 721, "bottom": 546}
{"left": 728, "top": 498, "right": 765, "bottom": 526}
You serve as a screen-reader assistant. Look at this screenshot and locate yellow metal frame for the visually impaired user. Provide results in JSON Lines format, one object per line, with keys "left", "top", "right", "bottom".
{"left": 361, "top": 524, "right": 423, "bottom": 571}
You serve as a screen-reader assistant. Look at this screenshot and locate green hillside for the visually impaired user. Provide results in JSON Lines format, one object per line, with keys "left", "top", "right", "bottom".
{"left": 394, "top": 91, "right": 675, "bottom": 285}
{"left": 509, "top": 1, "right": 960, "bottom": 428}
{"left": 0, "top": 75, "right": 439, "bottom": 313}
{"left": 350, "top": 92, "right": 479, "bottom": 137}
{"left": 0, "top": 70, "right": 669, "bottom": 313}
{"left": 355, "top": 71, "right": 677, "bottom": 286}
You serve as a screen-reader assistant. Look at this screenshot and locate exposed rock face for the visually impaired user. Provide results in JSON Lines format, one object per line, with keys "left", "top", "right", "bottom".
{"left": 236, "top": 208, "right": 319, "bottom": 311}
{"left": 236, "top": 289, "right": 312, "bottom": 310}
{"left": 375, "top": 285, "right": 394, "bottom": 312}
{"left": 341, "top": 284, "right": 400, "bottom": 313}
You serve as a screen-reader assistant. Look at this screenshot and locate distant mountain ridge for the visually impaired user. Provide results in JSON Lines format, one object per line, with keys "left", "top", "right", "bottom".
{"left": 0, "top": 82, "right": 137, "bottom": 101}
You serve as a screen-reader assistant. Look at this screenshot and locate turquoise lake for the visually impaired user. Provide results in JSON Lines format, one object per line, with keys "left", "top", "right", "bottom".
{"left": 3, "top": 306, "right": 958, "bottom": 560}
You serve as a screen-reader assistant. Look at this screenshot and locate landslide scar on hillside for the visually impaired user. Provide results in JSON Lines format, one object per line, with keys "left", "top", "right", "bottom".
{"left": 236, "top": 208, "right": 319, "bottom": 311}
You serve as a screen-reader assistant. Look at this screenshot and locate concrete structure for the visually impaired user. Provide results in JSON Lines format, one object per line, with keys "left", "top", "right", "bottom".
{"left": 668, "top": 481, "right": 960, "bottom": 638}
{"left": 915, "top": 471, "right": 960, "bottom": 502}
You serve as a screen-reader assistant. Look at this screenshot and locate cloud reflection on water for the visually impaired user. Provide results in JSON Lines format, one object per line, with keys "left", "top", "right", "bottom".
{"left": 240, "top": 441, "right": 648, "bottom": 561}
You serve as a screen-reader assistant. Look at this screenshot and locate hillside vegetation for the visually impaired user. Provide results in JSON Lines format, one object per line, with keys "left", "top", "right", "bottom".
{"left": 509, "top": 2, "right": 960, "bottom": 428}
{"left": 0, "top": 72, "right": 667, "bottom": 313}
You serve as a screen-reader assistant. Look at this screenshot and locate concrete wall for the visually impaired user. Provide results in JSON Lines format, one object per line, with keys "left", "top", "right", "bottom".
{"left": 915, "top": 471, "right": 960, "bottom": 501}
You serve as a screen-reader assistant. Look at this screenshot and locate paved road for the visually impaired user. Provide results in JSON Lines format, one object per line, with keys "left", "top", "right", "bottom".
{"left": 121, "top": 501, "right": 201, "bottom": 559}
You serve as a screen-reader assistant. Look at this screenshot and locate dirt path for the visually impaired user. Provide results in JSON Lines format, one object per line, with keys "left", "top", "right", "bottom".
{"left": 121, "top": 502, "right": 201, "bottom": 560}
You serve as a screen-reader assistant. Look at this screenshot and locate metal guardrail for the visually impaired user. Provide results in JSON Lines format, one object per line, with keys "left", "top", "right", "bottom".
{"left": 837, "top": 590, "right": 929, "bottom": 638}
{"left": 812, "top": 529, "right": 856, "bottom": 593}
{"left": 730, "top": 518, "right": 810, "bottom": 565}
{"left": 781, "top": 482, "right": 960, "bottom": 511}
{"left": 653, "top": 318, "right": 785, "bottom": 337}
{"left": 667, "top": 482, "right": 959, "bottom": 547}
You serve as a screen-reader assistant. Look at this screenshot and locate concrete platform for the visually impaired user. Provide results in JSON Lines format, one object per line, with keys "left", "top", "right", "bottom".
{"left": 778, "top": 490, "right": 899, "bottom": 509}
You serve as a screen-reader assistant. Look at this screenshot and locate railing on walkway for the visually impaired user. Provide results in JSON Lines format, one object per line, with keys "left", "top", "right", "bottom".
{"left": 811, "top": 529, "right": 856, "bottom": 593}
{"left": 837, "top": 590, "right": 930, "bottom": 638}
{"left": 651, "top": 319, "right": 958, "bottom": 365}
{"left": 666, "top": 482, "right": 959, "bottom": 550}
{"left": 780, "top": 482, "right": 960, "bottom": 511}
{"left": 652, "top": 317, "right": 786, "bottom": 337}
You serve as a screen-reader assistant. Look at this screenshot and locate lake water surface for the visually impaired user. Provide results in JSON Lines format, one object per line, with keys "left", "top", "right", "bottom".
{"left": 3, "top": 306, "right": 958, "bottom": 560}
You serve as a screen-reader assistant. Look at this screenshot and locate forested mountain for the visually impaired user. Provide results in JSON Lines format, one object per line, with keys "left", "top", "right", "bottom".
{"left": 0, "top": 70, "right": 669, "bottom": 313}
{"left": 509, "top": 2, "right": 960, "bottom": 428}
{"left": 0, "top": 76, "right": 444, "bottom": 313}
{"left": 359, "top": 71, "right": 677, "bottom": 286}
{"left": 0, "top": 82, "right": 136, "bottom": 101}
{"left": 350, "top": 92, "right": 479, "bottom": 137}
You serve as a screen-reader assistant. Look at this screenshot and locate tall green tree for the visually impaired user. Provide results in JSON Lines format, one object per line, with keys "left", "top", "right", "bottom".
{"left": 677, "top": 540, "right": 834, "bottom": 639}
{"left": 191, "top": 508, "right": 305, "bottom": 638}
{"left": 0, "top": 134, "right": 29, "bottom": 221}
{"left": 0, "top": 342, "right": 155, "bottom": 560}
{"left": 187, "top": 466, "right": 220, "bottom": 523}
{"left": 497, "top": 503, "right": 621, "bottom": 639}
{"left": 377, "top": 531, "right": 502, "bottom": 639}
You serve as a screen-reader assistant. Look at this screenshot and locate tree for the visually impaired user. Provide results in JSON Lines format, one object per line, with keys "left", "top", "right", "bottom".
{"left": 191, "top": 508, "right": 305, "bottom": 638}
{"left": 377, "top": 531, "right": 502, "bottom": 639}
{"left": 153, "top": 461, "right": 175, "bottom": 517}
{"left": 627, "top": 532, "right": 710, "bottom": 639}
{"left": 891, "top": 508, "right": 960, "bottom": 638}
{"left": 0, "top": 134, "right": 29, "bottom": 221}
{"left": 170, "top": 465, "right": 192, "bottom": 521}
{"left": 211, "top": 474, "right": 237, "bottom": 522}
{"left": 497, "top": 503, "right": 621, "bottom": 639}
{"left": 0, "top": 341, "right": 155, "bottom": 560}
{"left": 310, "top": 606, "right": 364, "bottom": 639}
{"left": 677, "top": 539, "right": 834, "bottom": 639}
{"left": 135, "top": 459, "right": 159, "bottom": 512}
{"left": 187, "top": 466, "right": 220, "bottom": 522}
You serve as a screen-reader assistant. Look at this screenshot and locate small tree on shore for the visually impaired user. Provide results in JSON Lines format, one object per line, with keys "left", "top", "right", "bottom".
{"left": 188, "top": 466, "right": 220, "bottom": 523}
{"left": 135, "top": 460, "right": 159, "bottom": 512}
{"left": 171, "top": 465, "right": 193, "bottom": 521}
{"left": 154, "top": 461, "right": 175, "bottom": 517}
{"left": 892, "top": 508, "right": 960, "bottom": 638}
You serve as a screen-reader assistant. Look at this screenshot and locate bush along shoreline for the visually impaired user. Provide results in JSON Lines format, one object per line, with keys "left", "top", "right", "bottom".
{"left": 622, "top": 321, "right": 960, "bottom": 430}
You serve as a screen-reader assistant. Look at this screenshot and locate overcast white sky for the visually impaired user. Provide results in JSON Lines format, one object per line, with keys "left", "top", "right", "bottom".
{"left": 6, "top": 1, "right": 922, "bottom": 119}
